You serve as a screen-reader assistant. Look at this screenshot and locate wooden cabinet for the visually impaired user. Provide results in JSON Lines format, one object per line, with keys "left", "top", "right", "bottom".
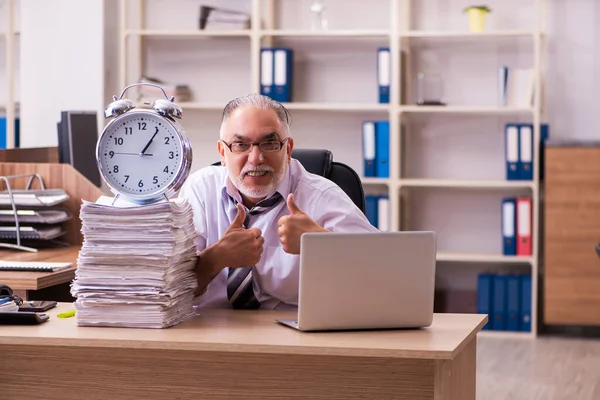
{"left": 544, "top": 143, "right": 600, "bottom": 326}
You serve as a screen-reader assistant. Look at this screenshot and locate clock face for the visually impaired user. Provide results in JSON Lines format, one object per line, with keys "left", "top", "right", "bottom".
{"left": 97, "top": 111, "right": 185, "bottom": 199}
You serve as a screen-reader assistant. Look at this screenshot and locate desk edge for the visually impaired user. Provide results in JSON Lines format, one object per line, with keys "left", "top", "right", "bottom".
{"left": 0, "top": 336, "right": 461, "bottom": 360}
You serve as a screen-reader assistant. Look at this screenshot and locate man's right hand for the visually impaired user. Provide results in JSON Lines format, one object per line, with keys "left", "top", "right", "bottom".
{"left": 215, "top": 203, "right": 264, "bottom": 268}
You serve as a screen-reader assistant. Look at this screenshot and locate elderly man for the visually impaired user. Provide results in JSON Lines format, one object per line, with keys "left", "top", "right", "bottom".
{"left": 178, "top": 93, "right": 378, "bottom": 310}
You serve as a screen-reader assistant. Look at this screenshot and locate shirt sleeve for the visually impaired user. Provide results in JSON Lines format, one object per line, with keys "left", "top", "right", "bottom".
{"left": 313, "top": 186, "right": 380, "bottom": 233}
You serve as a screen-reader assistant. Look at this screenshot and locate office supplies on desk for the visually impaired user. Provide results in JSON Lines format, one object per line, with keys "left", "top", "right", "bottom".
{"left": 0, "top": 208, "right": 71, "bottom": 224}
{"left": 0, "top": 225, "right": 66, "bottom": 241}
{"left": 0, "top": 189, "right": 69, "bottom": 207}
{"left": 0, "top": 260, "right": 72, "bottom": 272}
{"left": 19, "top": 300, "right": 57, "bottom": 312}
{"left": 57, "top": 309, "right": 76, "bottom": 318}
{"left": 276, "top": 231, "right": 436, "bottom": 332}
{"left": 0, "top": 311, "right": 49, "bottom": 325}
{"left": 71, "top": 197, "right": 199, "bottom": 329}
{"left": 0, "top": 299, "right": 19, "bottom": 312}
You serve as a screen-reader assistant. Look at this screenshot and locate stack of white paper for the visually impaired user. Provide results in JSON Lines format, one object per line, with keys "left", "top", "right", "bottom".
{"left": 71, "top": 196, "right": 199, "bottom": 329}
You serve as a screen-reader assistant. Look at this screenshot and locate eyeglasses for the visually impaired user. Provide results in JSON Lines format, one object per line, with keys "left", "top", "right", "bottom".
{"left": 221, "top": 138, "right": 290, "bottom": 154}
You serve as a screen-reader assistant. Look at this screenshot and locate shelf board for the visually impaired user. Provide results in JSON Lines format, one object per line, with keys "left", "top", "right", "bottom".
{"left": 399, "top": 105, "right": 533, "bottom": 114}
{"left": 281, "top": 102, "right": 390, "bottom": 112}
{"left": 136, "top": 102, "right": 225, "bottom": 111}
{"left": 261, "top": 29, "right": 390, "bottom": 38}
{"left": 399, "top": 179, "right": 535, "bottom": 190}
{"left": 478, "top": 330, "right": 534, "bottom": 339}
{"left": 401, "top": 30, "right": 535, "bottom": 39}
{"left": 141, "top": 102, "right": 389, "bottom": 112}
{"left": 139, "top": 102, "right": 390, "bottom": 112}
{"left": 437, "top": 252, "right": 534, "bottom": 264}
{"left": 361, "top": 177, "right": 390, "bottom": 185}
{"left": 125, "top": 29, "right": 251, "bottom": 38}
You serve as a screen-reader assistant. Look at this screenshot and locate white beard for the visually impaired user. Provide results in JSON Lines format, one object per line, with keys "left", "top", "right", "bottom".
{"left": 230, "top": 160, "right": 288, "bottom": 200}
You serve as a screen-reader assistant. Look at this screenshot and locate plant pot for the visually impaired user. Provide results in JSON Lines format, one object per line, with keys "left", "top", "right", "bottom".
{"left": 466, "top": 9, "right": 487, "bottom": 32}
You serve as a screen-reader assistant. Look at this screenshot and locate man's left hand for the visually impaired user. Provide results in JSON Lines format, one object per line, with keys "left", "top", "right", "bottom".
{"left": 277, "top": 193, "right": 329, "bottom": 254}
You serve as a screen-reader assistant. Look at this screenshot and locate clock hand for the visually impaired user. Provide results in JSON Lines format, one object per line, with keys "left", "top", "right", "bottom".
{"left": 139, "top": 127, "right": 160, "bottom": 156}
{"left": 112, "top": 152, "right": 153, "bottom": 156}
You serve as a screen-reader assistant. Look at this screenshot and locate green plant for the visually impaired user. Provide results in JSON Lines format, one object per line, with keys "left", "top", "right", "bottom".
{"left": 463, "top": 5, "right": 492, "bottom": 13}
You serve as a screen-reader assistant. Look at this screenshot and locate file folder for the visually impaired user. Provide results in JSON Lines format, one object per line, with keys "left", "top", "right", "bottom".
{"left": 520, "top": 274, "right": 532, "bottom": 332}
{"left": 375, "top": 121, "right": 390, "bottom": 178}
{"left": 377, "top": 196, "right": 389, "bottom": 231}
{"left": 506, "top": 274, "right": 521, "bottom": 331}
{"left": 539, "top": 123, "right": 550, "bottom": 181}
{"left": 516, "top": 197, "right": 532, "bottom": 256}
{"left": 0, "top": 117, "right": 20, "bottom": 149}
{"left": 273, "top": 48, "right": 293, "bottom": 102}
{"left": 477, "top": 273, "right": 494, "bottom": 330}
{"left": 260, "top": 48, "right": 274, "bottom": 97}
{"left": 492, "top": 274, "right": 507, "bottom": 330}
{"left": 365, "top": 195, "right": 379, "bottom": 228}
{"left": 519, "top": 124, "right": 533, "bottom": 180}
{"left": 377, "top": 47, "right": 390, "bottom": 104}
{"left": 362, "top": 121, "right": 376, "bottom": 177}
{"left": 505, "top": 124, "right": 520, "bottom": 180}
{"left": 502, "top": 198, "right": 516, "bottom": 255}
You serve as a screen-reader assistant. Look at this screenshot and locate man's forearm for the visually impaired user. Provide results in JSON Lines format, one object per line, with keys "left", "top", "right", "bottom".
{"left": 195, "top": 244, "right": 225, "bottom": 295}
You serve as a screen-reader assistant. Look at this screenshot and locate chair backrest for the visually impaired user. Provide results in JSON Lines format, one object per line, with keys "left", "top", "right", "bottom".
{"left": 291, "top": 149, "right": 366, "bottom": 214}
{"left": 211, "top": 149, "right": 366, "bottom": 213}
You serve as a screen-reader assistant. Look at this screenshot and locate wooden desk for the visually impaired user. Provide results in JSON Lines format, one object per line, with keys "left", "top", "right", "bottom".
{"left": 0, "top": 246, "right": 80, "bottom": 300}
{"left": 0, "top": 303, "right": 487, "bottom": 400}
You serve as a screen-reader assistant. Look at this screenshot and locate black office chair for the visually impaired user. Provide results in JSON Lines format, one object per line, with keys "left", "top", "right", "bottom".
{"left": 291, "top": 149, "right": 365, "bottom": 214}
{"left": 212, "top": 149, "right": 366, "bottom": 213}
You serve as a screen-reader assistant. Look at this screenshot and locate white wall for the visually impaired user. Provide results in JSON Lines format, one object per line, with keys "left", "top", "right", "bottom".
{"left": 19, "top": 0, "right": 104, "bottom": 148}
{"left": 545, "top": 0, "right": 600, "bottom": 140}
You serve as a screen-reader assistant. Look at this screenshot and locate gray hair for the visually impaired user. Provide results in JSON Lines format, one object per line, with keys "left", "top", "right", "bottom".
{"left": 220, "top": 93, "right": 292, "bottom": 139}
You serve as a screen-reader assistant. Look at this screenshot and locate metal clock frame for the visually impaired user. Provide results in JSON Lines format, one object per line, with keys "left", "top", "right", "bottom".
{"left": 96, "top": 83, "right": 193, "bottom": 205}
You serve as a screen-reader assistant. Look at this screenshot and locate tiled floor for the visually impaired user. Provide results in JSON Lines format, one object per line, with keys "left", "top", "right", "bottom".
{"left": 477, "top": 335, "right": 600, "bottom": 399}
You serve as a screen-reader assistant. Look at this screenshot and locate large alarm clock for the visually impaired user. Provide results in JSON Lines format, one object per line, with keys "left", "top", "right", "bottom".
{"left": 96, "top": 83, "right": 192, "bottom": 204}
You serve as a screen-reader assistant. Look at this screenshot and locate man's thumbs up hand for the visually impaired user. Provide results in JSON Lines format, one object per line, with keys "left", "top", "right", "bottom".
{"left": 287, "top": 193, "right": 304, "bottom": 215}
{"left": 218, "top": 202, "right": 264, "bottom": 268}
{"left": 277, "top": 193, "right": 329, "bottom": 255}
{"left": 230, "top": 203, "right": 246, "bottom": 228}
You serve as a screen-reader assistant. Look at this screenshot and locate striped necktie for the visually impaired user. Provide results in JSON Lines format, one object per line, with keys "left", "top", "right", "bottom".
{"left": 227, "top": 192, "right": 283, "bottom": 309}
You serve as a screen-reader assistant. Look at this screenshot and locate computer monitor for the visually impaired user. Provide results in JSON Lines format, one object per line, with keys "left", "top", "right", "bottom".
{"left": 57, "top": 111, "right": 101, "bottom": 187}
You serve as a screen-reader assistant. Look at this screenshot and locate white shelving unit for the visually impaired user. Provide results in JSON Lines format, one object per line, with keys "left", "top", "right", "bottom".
{"left": 0, "top": 0, "right": 18, "bottom": 149}
{"left": 120, "top": 0, "right": 546, "bottom": 337}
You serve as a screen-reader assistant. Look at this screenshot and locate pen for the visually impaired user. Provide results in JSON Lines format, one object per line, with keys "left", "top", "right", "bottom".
{"left": 57, "top": 310, "right": 76, "bottom": 318}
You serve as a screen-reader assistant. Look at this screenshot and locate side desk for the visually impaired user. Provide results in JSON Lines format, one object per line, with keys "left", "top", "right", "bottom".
{"left": 0, "top": 303, "right": 487, "bottom": 400}
{"left": 0, "top": 246, "right": 80, "bottom": 301}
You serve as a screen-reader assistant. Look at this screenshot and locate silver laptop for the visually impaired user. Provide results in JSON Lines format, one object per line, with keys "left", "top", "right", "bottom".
{"left": 276, "top": 231, "right": 436, "bottom": 332}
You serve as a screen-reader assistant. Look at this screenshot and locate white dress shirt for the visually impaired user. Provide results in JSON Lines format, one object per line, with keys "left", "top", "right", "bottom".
{"left": 178, "top": 158, "right": 379, "bottom": 310}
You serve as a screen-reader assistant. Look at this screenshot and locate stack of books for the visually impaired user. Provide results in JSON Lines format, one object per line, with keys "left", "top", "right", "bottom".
{"left": 71, "top": 196, "right": 199, "bottom": 329}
